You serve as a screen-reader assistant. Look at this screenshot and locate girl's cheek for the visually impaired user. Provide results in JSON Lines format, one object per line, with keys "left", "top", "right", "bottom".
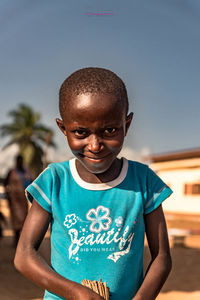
{"left": 68, "top": 138, "right": 85, "bottom": 151}
{"left": 107, "top": 138, "right": 124, "bottom": 149}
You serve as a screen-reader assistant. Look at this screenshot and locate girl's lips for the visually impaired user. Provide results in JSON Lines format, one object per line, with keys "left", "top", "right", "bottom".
{"left": 85, "top": 156, "right": 107, "bottom": 160}
{"left": 81, "top": 153, "right": 111, "bottom": 160}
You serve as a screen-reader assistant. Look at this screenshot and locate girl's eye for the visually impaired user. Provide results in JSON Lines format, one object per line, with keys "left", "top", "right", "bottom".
{"left": 104, "top": 128, "right": 116, "bottom": 135}
{"left": 73, "top": 129, "right": 88, "bottom": 137}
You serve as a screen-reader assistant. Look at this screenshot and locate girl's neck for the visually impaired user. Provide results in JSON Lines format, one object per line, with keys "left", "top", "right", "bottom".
{"left": 75, "top": 158, "right": 123, "bottom": 184}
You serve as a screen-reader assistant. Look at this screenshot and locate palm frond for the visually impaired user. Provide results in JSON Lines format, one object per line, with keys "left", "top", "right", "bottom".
{"left": 1, "top": 103, "right": 57, "bottom": 175}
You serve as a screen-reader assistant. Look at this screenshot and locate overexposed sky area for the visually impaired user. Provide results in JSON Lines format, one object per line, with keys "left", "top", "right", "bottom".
{"left": 0, "top": 0, "right": 200, "bottom": 159}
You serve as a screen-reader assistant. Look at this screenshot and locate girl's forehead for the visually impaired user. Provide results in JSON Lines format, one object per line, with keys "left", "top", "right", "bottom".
{"left": 68, "top": 93, "right": 124, "bottom": 115}
{"left": 75, "top": 92, "right": 116, "bottom": 106}
{"left": 63, "top": 93, "right": 126, "bottom": 124}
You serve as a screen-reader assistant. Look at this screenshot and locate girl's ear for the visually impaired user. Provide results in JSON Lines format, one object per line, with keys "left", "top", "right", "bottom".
{"left": 125, "top": 112, "right": 133, "bottom": 135}
{"left": 56, "top": 118, "right": 67, "bottom": 136}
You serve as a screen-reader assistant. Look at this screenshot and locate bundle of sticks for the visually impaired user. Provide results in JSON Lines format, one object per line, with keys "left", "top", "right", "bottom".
{"left": 81, "top": 279, "right": 109, "bottom": 300}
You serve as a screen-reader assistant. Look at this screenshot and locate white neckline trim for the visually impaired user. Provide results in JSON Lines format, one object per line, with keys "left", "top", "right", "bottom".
{"left": 69, "top": 157, "right": 128, "bottom": 190}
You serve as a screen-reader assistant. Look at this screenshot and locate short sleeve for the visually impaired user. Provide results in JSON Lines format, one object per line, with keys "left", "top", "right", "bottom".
{"left": 144, "top": 167, "right": 172, "bottom": 215}
{"left": 25, "top": 167, "right": 52, "bottom": 213}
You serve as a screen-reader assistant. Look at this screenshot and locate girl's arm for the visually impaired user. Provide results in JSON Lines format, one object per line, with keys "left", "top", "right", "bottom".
{"left": 14, "top": 200, "right": 104, "bottom": 300}
{"left": 132, "top": 205, "right": 172, "bottom": 300}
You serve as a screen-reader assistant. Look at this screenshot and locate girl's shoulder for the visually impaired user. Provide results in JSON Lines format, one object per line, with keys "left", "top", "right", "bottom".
{"left": 48, "top": 160, "right": 70, "bottom": 170}
{"left": 127, "top": 159, "right": 149, "bottom": 173}
{"left": 46, "top": 160, "right": 72, "bottom": 180}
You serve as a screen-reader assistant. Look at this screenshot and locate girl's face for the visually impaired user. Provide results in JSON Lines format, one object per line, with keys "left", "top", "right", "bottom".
{"left": 56, "top": 93, "right": 133, "bottom": 182}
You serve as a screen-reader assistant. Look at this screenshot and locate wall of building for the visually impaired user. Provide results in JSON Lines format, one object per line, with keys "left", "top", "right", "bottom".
{"left": 150, "top": 158, "right": 200, "bottom": 214}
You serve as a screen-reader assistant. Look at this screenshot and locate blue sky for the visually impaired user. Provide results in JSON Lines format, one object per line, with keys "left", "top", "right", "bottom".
{"left": 1, "top": 0, "right": 200, "bottom": 159}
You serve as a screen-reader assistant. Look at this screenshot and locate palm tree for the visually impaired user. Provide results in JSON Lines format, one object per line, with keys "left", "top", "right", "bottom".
{"left": 0, "top": 104, "right": 56, "bottom": 177}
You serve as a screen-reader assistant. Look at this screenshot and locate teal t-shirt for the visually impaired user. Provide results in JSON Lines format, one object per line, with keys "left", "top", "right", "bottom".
{"left": 26, "top": 158, "right": 172, "bottom": 300}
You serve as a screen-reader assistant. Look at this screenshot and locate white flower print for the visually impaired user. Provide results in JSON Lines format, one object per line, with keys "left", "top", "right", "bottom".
{"left": 86, "top": 206, "right": 112, "bottom": 233}
{"left": 64, "top": 214, "right": 77, "bottom": 228}
{"left": 115, "top": 216, "right": 123, "bottom": 227}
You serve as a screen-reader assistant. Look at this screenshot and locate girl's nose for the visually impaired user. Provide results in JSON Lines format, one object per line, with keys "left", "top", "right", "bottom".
{"left": 87, "top": 134, "right": 102, "bottom": 153}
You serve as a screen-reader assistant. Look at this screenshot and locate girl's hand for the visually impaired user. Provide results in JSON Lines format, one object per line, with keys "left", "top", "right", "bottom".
{"left": 75, "top": 285, "right": 105, "bottom": 300}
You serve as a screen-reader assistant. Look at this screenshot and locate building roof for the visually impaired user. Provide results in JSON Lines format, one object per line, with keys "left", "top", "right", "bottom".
{"left": 149, "top": 148, "right": 200, "bottom": 163}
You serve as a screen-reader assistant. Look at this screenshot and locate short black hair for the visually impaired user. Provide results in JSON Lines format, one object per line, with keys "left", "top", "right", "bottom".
{"left": 59, "top": 67, "right": 129, "bottom": 118}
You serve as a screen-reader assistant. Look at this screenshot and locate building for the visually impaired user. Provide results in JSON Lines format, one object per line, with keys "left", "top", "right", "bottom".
{"left": 149, "top": 148, "right": 200, "bottom": 216}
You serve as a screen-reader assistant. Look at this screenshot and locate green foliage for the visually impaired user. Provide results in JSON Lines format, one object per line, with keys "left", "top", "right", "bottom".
{"left": 0, "top": 104, "right": 56, "bottom": 177}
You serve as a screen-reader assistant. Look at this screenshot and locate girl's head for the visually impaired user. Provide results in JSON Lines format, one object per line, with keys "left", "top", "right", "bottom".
{"left": 56, "top": 67, "right": 133, "bottom": 178}
{"left": 59, "top": 67, "right": 129, "bottom": 119}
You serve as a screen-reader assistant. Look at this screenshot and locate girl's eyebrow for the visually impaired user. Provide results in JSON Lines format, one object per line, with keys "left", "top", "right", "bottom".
{"left": 71, "top": 127, "right": 89, "bottom": 130}
{"left": 71, "top": 125, "right": 118, "bottom": 131}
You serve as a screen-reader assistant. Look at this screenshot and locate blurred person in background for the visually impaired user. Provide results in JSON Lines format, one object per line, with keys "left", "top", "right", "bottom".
{"left": 0, "top": 211, "right": 7, "bottom": 238}
{"left": 5, "top": 155, "right": 32, "bottom": 246}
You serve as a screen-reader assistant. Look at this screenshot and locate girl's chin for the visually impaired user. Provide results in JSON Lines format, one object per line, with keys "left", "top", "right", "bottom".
{"left": 77, "top": 156, "right": 116, "bottom": 175}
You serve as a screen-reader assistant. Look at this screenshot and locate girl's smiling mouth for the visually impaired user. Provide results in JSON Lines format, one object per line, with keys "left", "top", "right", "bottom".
{"left": 80, "top": 153, "right": 111, "bottom": 161}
